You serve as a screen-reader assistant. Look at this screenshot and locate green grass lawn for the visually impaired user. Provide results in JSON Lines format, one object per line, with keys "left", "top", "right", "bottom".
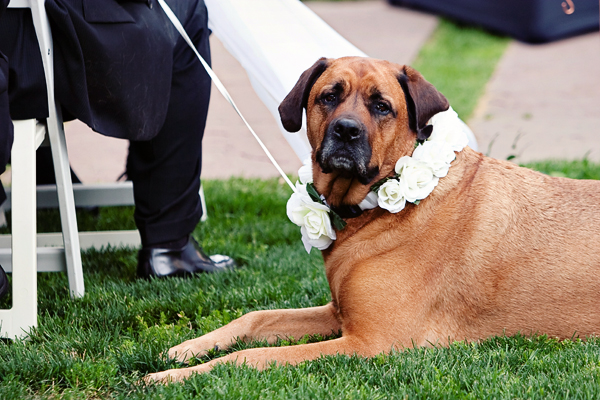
{"left": 2, "top": 11, "right": 600, "bottom": 400}
{"left": 412, "top": 19, "right": 509, "bottom": 121}
{"left": 2, "top": 167, "right": 600, "bottom": 399}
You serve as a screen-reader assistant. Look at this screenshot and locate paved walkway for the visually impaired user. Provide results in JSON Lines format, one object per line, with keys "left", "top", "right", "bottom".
{"left": 62, "top": 0, "right": 600, "bottom": 184}
{"left": 469, "top": 32, "right": 600, "bottom": 163}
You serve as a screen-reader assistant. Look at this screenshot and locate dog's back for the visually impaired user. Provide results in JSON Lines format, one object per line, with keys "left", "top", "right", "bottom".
{"left": 461, "top": 148, "right": 600, "bottom": 340}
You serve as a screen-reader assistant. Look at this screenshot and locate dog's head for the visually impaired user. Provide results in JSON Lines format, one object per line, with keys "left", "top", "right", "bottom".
{"left": 279, "top": 57, "right": 449, "bottom": 207}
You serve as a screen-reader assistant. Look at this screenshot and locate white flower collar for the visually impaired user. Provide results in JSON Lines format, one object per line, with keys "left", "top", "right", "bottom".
{"left": 287, "top": 107, "right": 469, "bottom": 253}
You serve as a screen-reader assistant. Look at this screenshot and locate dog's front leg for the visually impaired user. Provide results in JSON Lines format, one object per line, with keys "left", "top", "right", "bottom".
{"left": 167, "top": 303, "right": 341, "bottom": 363}
{"left": 146, "top": 335, "right": 368, "bottom": 383}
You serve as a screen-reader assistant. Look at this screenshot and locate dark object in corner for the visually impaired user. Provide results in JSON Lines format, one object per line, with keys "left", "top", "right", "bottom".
{"left": 0, "top": 264, "right": 8, "bottom": 299}
{"left": 388, "top": 0, "right": 599, "bottom": 43}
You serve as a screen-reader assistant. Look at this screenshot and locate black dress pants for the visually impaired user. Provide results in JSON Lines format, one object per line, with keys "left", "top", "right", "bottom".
{"left": 127, "top": 1, "right": 212, "bottom": 246}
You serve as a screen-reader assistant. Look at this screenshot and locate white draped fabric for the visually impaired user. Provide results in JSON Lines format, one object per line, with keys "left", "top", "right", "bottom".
{"left": 204, "top": 0, "right": 477, "bottom": 163}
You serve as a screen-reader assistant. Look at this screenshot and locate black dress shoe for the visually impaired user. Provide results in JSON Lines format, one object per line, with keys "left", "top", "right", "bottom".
{"left": 137, "top": 236, "right": 236, "bottom": 279}
{"left": 0, "top": 264, "right": 8, "bottom": 299}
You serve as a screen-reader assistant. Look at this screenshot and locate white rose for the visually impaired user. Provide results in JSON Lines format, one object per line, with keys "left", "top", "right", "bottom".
{"left": 358, "top": 191, "right": 379, "bottom": 211}
{"left": 286, "top": 183, "right": 335, "bottom": 253}
{"left": 298, "top": 158, "right": 313, "bottom": 185}
{"left": 395, "top": 156, "right": 439, "bottom": 203}
{"left": 428, "top": 107, "right": 469, "bottom": 152}
{"left": 377, "top": 179, "right": 406, "bottom": 213}
{"left": 412, "top": 141, "right": 456, "bottom": 178}
{"left": 300, "top": 225, "right": 333, "bottom": 252}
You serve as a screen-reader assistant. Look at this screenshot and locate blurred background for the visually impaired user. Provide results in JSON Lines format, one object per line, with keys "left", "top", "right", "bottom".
{"left": 33, "top": 0, "right": 600, "bottom": 184}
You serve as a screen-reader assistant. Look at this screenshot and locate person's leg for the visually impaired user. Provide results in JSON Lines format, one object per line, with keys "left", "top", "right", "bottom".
{"left": 127, "top": 0, "right": 234, "bottom": 278}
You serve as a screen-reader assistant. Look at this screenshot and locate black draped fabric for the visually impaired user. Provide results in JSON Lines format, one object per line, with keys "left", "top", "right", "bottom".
{"left": 389, "top": 0, "right": 599, "bottom": 43}
{"left": 0, "top": 0, "right": 204, "bottom": 141}
{"left": 0, "top": 0, "right": 14, "bottom": 205}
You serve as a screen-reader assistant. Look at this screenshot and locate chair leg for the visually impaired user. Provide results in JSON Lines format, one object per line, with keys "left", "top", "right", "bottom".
{"left": 200, "top": 183, "right": 208, "bottom": 222}
{"left": 29, "top": 0, "right": 85, "bottom": 299}
{"left": 46, "top": 110, "right": 85, "bottom": 299}
{"left": 0, "top": 120, "right": 38, "bottom": 339}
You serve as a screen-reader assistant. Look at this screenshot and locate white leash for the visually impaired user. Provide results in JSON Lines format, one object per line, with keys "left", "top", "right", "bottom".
{"left": 157, "top": 0, "right": 297, "bottom": 193}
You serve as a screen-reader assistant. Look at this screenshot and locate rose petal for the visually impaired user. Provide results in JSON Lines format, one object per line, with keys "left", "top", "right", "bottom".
{"left": 301, "top": 226, "right": 333, "bottom": 253}
{"left": 428, "top": 107, "right": 469, "bottom": 152}
{"left": 412, "top": 141, "right": 455, "bottom": 178}
{"left": 298, "top": 158, "right": 313, "bottom": 185}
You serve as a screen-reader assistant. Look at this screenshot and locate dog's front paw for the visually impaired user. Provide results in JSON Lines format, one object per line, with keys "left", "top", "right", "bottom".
{"left": 168, "top": 338, "right": 215, "bottom": 363}
{"left": 144, "top": 364, "right": 213, "bottom": 384}
{"left": 143, "top": 369, "right": 184, "bottom": 384}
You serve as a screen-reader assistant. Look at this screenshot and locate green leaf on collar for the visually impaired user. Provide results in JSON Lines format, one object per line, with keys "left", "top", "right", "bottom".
{"left": 330, "top": 210, "right": 347, "bottom": 230}
{"left": 305, "top": 183, "right": 347, "bottom": 230}
{"left": 306, "top": 183, "right": 323, "bottom": 204}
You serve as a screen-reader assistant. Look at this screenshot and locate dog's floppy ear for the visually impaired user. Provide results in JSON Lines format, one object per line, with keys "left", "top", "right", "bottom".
{"left": 278, "top": 58, "right": 330, "bottom": 132}
{"left": 398, "top": 65, "right": 449, "bottom": 141}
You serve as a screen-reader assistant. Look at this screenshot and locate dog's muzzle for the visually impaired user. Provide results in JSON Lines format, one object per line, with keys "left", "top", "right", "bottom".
{"left": 317, "top": 117, "right": 378, "bottom": 184}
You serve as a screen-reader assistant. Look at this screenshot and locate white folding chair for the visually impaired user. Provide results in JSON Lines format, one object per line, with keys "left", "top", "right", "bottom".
{"left": 0, "top": 0, "right": 84, "bottom": 339}
{"left": 0, "top": 0, "right": 209, "bottom": 339}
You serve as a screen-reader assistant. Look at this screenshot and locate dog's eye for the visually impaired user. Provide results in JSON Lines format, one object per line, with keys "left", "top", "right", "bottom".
{"left": 323, "top": 93, "right": 337, "bottom": 104}
{"left": 374, "top": 102, "right": 390, "bottom": 114}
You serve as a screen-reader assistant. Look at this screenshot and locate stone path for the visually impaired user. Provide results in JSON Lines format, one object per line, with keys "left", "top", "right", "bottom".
{"left": 469, "top": 32, "right": 600, "bottom": 163}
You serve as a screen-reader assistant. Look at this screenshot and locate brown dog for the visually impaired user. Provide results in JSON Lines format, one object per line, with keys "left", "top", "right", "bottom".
{"left": 146, "top": 57, "right": 600, "bottom": 383}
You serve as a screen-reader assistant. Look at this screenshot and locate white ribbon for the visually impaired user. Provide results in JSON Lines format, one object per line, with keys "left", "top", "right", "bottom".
{"left": 157, "top": 0, "right": 297, "bottom": 193}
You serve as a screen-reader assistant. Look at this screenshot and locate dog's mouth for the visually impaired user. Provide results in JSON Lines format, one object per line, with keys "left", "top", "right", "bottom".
{"left": 316, "top": 119, "right": 379, "bottom": 185}
{"left": 328, "top": 153, "right": 358, "bottom": 174}
{"left": 319, "top": 149, "right": 368, "bottom": 180}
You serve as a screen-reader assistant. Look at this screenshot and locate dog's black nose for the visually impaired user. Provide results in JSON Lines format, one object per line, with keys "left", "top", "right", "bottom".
{"left": 332, "top": 118, "right": 362, "bottom": 142}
